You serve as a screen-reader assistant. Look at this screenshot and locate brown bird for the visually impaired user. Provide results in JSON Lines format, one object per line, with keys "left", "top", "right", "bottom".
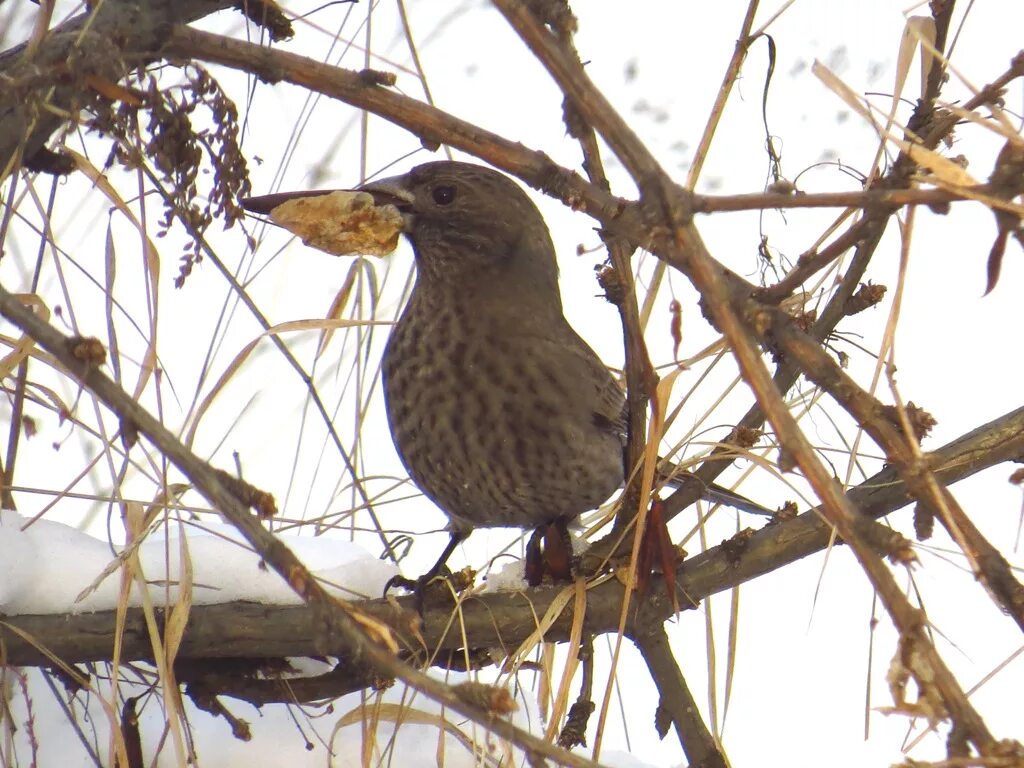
{"left": 370, "top": 162, "right": 626, "bottom": 586}
{"left": 243, "top": 161, "right": 769, "bottom": 591}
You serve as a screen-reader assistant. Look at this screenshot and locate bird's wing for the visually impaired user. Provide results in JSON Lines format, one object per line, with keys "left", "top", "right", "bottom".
{"left": 520, "top": 321, "right": 626, "bottom": 441}
{"left": 567, "top": 330, "right": 627, "bottom": 440}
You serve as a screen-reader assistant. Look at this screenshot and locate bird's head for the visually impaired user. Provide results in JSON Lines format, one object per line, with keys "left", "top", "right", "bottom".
{"left": 359, "top": 161, "right": 559, "bottom": 290}
{"left": 241, "top": 161, "right": 563, "bottom": 303}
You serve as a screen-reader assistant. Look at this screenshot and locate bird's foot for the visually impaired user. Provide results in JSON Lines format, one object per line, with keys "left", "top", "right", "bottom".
{"left": 384, "top": 567, "right": 474, "bottom": 615}
{"left": 383, "top": 530, "right": 472, "bottom": 613}
{"left": 383, "top": 573, "right": 428, "bottom": 594}
{"left": 525, "top": 520, "right": 575, "bottom": 587}
{"left": 384, "top": 571, "right": 442, "bottom": 616}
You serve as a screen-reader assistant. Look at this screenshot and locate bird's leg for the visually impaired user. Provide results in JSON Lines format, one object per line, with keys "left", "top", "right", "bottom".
{"left": 524, "top": 519, "right": 575, "bottom": 587}
{"left": 544, "top": 519, "right": 574, "bottom": 582}
{"left": 384, "top": 530, "right": 468, "bottom": 611}
{"left": 525, "top": 528, "right": 545, "bottom": 587}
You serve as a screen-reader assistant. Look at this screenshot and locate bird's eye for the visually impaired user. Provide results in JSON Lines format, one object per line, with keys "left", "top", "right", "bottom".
{"left": 431, "top": 185, "right": 456, "bottom": 206}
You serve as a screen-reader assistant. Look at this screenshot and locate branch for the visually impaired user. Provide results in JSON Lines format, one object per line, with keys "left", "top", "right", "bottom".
{"left": 543, "top": 7, "right": 655, "bottom": 546}
{"left": 695, "top": 186, "right": 966, "bottom": 213}
{"left": 632, "top": 625, "right": 727, "bottom": 768}
{"left": 3, "top": 403, "right": 1021, "bottom": 670}
{"left": 767, "top": 308, "right": 1024, "bottom": 628}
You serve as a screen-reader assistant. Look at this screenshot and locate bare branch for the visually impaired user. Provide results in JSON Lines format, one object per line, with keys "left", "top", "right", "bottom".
{"left": 632, "top": 625, "right": 728, "bottom": 768}
{"left": 3, "top": 404, "right": 1022, "bottom": 673}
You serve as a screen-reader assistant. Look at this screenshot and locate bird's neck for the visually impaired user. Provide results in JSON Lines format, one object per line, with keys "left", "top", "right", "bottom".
{"left": 407, "top": 277, "right": 563, "bottom": 333}
{"left": 411, "top": 252, "right": 565, "bottom": 324}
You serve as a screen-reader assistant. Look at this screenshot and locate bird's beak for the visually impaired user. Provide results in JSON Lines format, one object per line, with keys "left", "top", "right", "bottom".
{"left": 357, "top": 174, "right": 416, "bottom": 231}
{"left": 240, "top": 173, "right": 415, "bottom": 228}
{"left": 240, "top": 189, "right": 335, "bottom": 216}
{"left": 356, "top": 174, "right": 414, "bottom": 212}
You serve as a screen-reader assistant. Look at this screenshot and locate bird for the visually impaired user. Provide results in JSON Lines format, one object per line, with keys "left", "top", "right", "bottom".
{"left": 242, "top": 161, "right": 770, "bottom": 593}
{"left": 365, "top": 161, "right": 626, "bottom": 587}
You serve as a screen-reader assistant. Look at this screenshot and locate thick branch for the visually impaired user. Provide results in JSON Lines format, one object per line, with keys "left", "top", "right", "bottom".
{"left": 3, "top": 404, "right": 1022, "bottom": 673}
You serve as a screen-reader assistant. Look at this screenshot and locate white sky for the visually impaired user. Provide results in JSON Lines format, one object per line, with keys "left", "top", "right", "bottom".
{"left": 1, "top": 1, "right": 1023, "bottom": 766}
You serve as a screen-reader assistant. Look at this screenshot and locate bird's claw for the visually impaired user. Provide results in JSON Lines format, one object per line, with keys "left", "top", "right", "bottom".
{"left": 383, "top": 567, "right": 461, "bottom": 616}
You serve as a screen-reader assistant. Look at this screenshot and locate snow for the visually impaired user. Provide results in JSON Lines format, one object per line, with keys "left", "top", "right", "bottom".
{"left": 0, "top": 509, "right": 397, "bottom": 614}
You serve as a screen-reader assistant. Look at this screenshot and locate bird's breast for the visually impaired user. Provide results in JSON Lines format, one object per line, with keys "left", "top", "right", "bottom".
{"left": 381, "top": 297, "right": 623, "bottom": 530}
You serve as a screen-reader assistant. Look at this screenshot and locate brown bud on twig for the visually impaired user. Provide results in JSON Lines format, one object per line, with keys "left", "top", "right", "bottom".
{"left": 725, "top": 425, "right": 762, "bottom": 450}
{"left": 212, "top": 467, "right": 278, "bottom": 518}
{"left": 845, "top": 281, "right": 887, "bottom": 315}
{"left": 913, "top": 503, "right": 935, "bottom": 541}
{"left": 68, "top": 336, "right": 106, "bottom": 366}
{"left": 452, "top": 682, "right": 518, "bottom": 716}
{"left": 880, "top": 402, "right": 937, "bottom": 443}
